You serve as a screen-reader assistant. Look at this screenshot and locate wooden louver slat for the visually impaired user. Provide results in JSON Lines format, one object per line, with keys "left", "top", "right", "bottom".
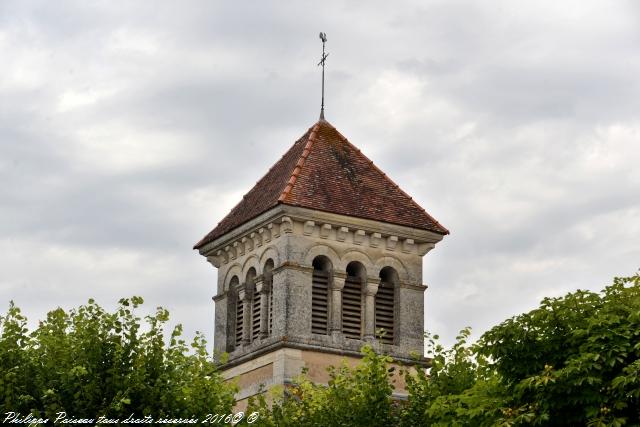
{"left": 342, "top": 277, "right": 362, "bottom": 339}
{"left": 268, "top": 290, "right": 273, "bottom": 336}
{"left": 312, "top": 270, "right": 329, "bottom": 334}
{"left": 375, "top": 281, "right": 395, "bottom": 344}
{"left": 235, "top": 298, "right": 243, "bottom": 347}
{"left": 252, "top": 293, "right": 261, "bottom": 340}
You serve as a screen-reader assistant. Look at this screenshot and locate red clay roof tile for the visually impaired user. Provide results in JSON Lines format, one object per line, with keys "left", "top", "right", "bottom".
{"left": 194, "top": 120, "right": 448, "bottom": 249}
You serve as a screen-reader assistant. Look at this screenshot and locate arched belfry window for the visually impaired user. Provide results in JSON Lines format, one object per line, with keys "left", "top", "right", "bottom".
{"left": 343, "top": 261, "right": 365, "bottom": 339}
{"left": 311, "top": 256, "right": 332, "bottom": 335}
{"left": 228, "top": 275, "right": 241, "bottom": 349}
{"left": 263, "top": 259, "right": 274, "bottom": 336}
{"left": 376, "top": 267, "right": 398, "bottom": 345}
{"left": 244, "top": 267, "right": 259, "bottom": 342}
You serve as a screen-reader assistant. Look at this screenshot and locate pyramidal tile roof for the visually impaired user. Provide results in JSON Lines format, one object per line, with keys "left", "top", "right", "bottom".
{"left": 194, "top": 120, "right": 448, "bottom": 249}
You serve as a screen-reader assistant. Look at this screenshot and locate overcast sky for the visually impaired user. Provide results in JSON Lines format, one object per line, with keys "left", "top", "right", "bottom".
{"left": 1, "top": 1, "right": 639, "bottom": 349}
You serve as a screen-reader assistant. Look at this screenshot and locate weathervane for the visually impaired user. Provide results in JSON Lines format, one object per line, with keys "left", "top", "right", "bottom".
{"left": 318, "top": 32, "right": 328, "bottom": 120}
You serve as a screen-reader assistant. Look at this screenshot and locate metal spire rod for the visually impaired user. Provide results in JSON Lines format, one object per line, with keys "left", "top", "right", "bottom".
{"left": 318, "top": 32, "right": 328, "bottom": 120}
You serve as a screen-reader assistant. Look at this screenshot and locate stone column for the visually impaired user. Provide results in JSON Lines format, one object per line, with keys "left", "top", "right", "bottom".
{"left": 330, "top": 277, "right": 345, "bottom": 339}
{"left": 363, "top": 280, "right": 379, "bottom": 341}
{"left": 239, "top": 283, "right": 253, "bottom": 346}
{"left": 213, "top": 293, "right": 227, "bottom": 354}
{"left": 255, "top": 275, "right": 272, "bottom": 339}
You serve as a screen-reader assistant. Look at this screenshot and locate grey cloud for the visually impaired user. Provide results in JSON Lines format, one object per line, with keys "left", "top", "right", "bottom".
{"left": 1, "top": 0, "right": 639, "bottom": 349}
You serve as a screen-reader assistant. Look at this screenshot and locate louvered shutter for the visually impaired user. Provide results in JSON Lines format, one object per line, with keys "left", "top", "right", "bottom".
{"left": 375, "top": 281, "right": 395, "bottom": 344}
{"left": 312, "top": 270, "right": 329, "bottom": 334}
{"left": 342, "top": 277, "right": 362, "bottom": 339}
{"left": 268, "top": 290, "right": 273, "bottom": 335}
{"left": 252, "top": 293, "right": 261, "bottom": 340}
{"left": 235, "top": 297, "right": 243, "bottom": 346}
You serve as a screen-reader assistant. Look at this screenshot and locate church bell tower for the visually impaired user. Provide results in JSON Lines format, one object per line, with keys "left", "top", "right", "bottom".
{"left": 194, "top": 119, "right": 448, "bottom": 406}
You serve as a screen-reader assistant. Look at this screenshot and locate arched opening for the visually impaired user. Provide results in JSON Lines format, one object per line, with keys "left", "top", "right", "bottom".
{"left": 377, "top": 267, "right": 398, "bottom": 345}
{"left": 311, "top": 255, "right": 332, "bottom": 335}
{"left": 343, "top": 261, "right": 365, "bottom": 339}
{"left": 244, "top": 267, "right": 260, "bottom": 342}
{"left": 263, "top": 259, "right": 275, "bottom": 336}
{"left": 228, "top": 275, "right": 241, "bottom": 349}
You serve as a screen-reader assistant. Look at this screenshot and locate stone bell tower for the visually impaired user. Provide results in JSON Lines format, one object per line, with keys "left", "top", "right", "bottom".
{"left": 194, "top": 119, "right": 448, "bottom": 406}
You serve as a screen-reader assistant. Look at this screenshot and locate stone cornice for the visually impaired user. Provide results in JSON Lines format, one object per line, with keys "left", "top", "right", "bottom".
{"left": 203, "top": 215, "right": 292, "bottom": 267}
{"left": 198, "top": 205, "right": 286, "bottom": 256}
{"left": 201, "top": 205, "right": 444, "bottom": 268}
{"left": 272, "top": 261, "right": 313, "bottom": 274}
{"left": 217, "top": 336, "right": 431, "bottom": 370}
{"left": 211, "top": 277, "right": 426, "bottom": 301}
{"left": 284, "top": 205, "right": 445, "bottom": 244}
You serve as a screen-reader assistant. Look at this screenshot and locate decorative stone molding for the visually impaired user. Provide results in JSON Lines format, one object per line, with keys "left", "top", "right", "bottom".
{"left": 319, "top": 223, "right": 332, "bottom": 238}
{"left": 386, "top": 235, "right": 398, "bottom": 251}
{"left": 337, "top": 226, "right": 349, "bottom": 242}
{"left": 280, "top": 217, "right": 293, "bottom": 234}
{"left": 303, "top": 220, "right": 315, "bottom": 236}
{"left": 269, "top": 223, "right": 280, "bottom": 238}
{"left": 204, "top": 216, "right": 435, "bottom": 270}
{"left": 225, "top": 245, "right": 237, "bottom": 260}
{"left": 243, "top": 237, "right": 253, "bottom": 253}
{"left": 259, "top": 227, "right": 271, "bottom": 243}
{"left": 234, "top": 241, "right": 244, "bottom": 257}
{"left": 402, "top": 238, "right": 415, "bottom": 253}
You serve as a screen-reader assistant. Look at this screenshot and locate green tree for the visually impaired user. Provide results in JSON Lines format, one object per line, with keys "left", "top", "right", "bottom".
{"left": 3, "top": 273, "right": 638, "bottom": 426}
{"left": 479, "top": 274, "right": 640, "bottom": 425}
{"left": 400, "top": 328, "right": 510, "bottom": 427}
{"left": 0, "top": 297, "right": 235, "bottom": 420}
{"left": 245, "top": 345, "right": 398, "bottom": 427}
{"left": 401, "top": 273, "right": 640, "bottom": 426}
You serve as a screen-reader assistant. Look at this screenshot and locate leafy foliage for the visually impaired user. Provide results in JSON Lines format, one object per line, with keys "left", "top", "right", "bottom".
{"left": 0, "top": 297, "right": 235, "bottom": 420}
{"left": 246, "top": 273, "right": 640, "bottom": 426}
{"left": 1, "top": 273, "right": 638, "bottom": 426}
{"left": 479, "top": 273, "right": 640, "bottom": 425}
{"left": 401, "top": 273, "right": 640, "bottom": 426}
{"left": 244, "top": 345, "right": 399, "bottom": 427}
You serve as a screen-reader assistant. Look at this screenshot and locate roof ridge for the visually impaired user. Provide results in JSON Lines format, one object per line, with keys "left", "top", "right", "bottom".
{"left": 192, "top": 125, "right": 315, "bottom": 249}
{"left": 278, "top": 121, "right": 322, "bottom": 203}
{"left": 195, "top": 120, "right": 449, "bottom": 249}
{"left": 330, "top": 125, "right": 449, "bottom": 235}
{"left": 208, "top": 125, "right": 314, "bottom": 229}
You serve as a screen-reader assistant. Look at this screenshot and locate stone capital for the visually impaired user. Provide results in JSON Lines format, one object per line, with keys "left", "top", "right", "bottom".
{"left": 255, "top": 279, "right": 271, "bottom": 294}
{"left": 238, "top": 283, "right": 254, "bottom": 302}
{"left": 331, "top": 277, "right": 346, "bottom": 291}
{"left": 365, "top": 281, "right": 379, "bottom": 296}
